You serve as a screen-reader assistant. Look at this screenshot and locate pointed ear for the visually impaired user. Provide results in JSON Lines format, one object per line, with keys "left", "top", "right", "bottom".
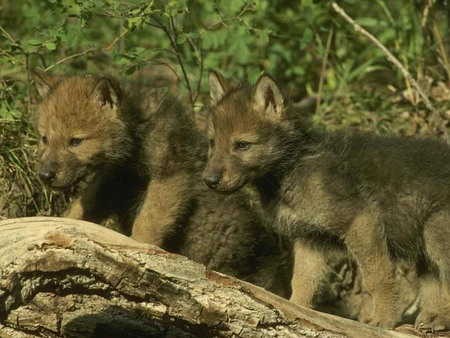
{"left": 91, "top": 76, "right": 122, "bottom": 115}
{"left": 209, "top": 70, "right": 231, "bottom": 105}
{"left": 251, "top": 75, "right": 286, "bottom": 121}
{"left": 31, "top": 69, "right": 59, "bottom": 98}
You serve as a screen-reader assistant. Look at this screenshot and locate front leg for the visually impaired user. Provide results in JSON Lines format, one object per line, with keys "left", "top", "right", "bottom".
{"left": 290, "top": 239, "right": 327, "bottom": 307}
{"left": 66, "top": 174, "right": 109, "bottom": 223}
{"left": 131, "top": 174, "right": 191, "bottom": 247}
{"left": 344, "top": 209, "right": 399, "bottom": 329}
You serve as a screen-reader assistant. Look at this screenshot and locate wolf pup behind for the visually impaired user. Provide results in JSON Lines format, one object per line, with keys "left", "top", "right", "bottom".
{"left": 32, "top": 70, "right": 292, "bottom": 297}
{"left": 203, "top": 70, "right": 450, "bottom": 331}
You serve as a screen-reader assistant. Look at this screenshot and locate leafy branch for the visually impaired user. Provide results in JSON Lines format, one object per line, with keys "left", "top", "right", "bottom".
{"left": 332, "top": 1, "right": 449, "bottom": 144}
{"left": 44, "top": 29, "right": 130, "bottom": 71}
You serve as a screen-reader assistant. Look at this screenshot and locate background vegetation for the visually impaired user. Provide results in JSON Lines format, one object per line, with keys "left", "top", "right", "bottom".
{"left": 1, "top": 0, "right": 450, "bottom": 218}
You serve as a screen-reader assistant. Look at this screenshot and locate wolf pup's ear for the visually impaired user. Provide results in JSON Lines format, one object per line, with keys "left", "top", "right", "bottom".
{"left": 209, "top": 70, "right": 231, "bottom": 106}
{"left": 32, "top": 69, "right": 58, "bottom": 98}
{"left": 252, "top": 75, "right": 286, "bottom": 122}
{"left": 91, "top": 76, "right": 121, "bottom": 115}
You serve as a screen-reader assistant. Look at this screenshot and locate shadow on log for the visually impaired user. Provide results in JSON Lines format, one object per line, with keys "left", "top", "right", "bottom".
{"left": 0, "top": 217, "right": 434, "bottom": 337}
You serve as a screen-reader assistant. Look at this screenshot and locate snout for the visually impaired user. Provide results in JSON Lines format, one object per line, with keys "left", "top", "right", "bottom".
{"left": 203, "top": 173, "right": 222, "bottom": 189}
{"left": 39, "top": 170, "right": 57, "bottom": 185}
{"left": 37, "top": 160, "right": 81, "bottom": 189}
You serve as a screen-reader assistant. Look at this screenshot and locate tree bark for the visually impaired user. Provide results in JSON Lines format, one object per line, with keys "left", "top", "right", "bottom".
{"left": 0, "top": 217, "right": 419, "bottom": 337}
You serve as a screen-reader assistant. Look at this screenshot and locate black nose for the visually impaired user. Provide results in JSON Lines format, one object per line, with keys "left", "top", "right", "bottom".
{"left": 39, "top": 170, "right": 56, "bottom": 184}
{"left": 203, "top": 174, "right": 221, "bottom": 189}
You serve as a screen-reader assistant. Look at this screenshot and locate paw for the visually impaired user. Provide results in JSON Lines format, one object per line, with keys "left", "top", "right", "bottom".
{"left": 289, "top": 293, "right": 313, "bottom": 308}
{"left": 361, "top": 314, "right": 396, "bottom": 329}
{"left": 415, "top": 309, "right": 450, "bottom": 332}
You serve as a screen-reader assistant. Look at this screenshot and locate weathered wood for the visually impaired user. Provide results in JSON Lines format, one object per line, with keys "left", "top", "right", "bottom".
{"left": 0, "top": 217, "right": 420, "bottom": 337}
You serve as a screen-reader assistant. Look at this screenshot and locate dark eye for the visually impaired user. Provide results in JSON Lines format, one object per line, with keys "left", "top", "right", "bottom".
{"left": 236, "top": 141, "right": 250, "bottom": 150}
{"left": 69, "top": 138, "right": 83, "bottom": 147}
{"left": 41, "top": 135, "right": 48, "bottom": 145}
{"left": 209, "top": 138, "right": 215, "bottom": 148}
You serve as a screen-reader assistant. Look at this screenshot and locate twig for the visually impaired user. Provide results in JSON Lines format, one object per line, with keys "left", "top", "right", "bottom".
{"left": 332, "top": 1, "right": 449, "bottom": 143}
{"left": 185, "top": 34, "right": 203, "bottom": 104}
{"left": 168, "top": 14, "right": 194, "bottom": 106}
{"left": 430, "top": 15, "right": 450, "bottom": 84}
{"left": 0, "top": 25, "right": 17, "bottom": 45}
{"left": 421, "top": 0, "right": 431, "bottom": 27}
{"left": 44, "top": 29, "right": 129, "bottom": 72}
{"left": 208, "top": 0, "right": 253, "bottom": 29}
{"left": 44, "top": 50, "right": 96, "bottom": 72}
{"left": 26, "top": 55, "right": 31, "bottom": 114}
{"left": 105, "top": 28, "right": 129, "bottom": 51}
{"left": 150, "top": 14, "right": 194, "bottom": 106}
{"left": 316, "top": 27, "right": 333, "bottom": 115}
{"left": 145, "top": 58, "right": 182, "bottom": 84}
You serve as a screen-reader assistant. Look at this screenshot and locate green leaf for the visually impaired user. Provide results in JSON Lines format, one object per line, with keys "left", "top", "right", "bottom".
{"left": 126, "top": 16, "right": 142, "bottom": 29}
{"left": 186, "top": 32, "right": 200, "bottom": 39}
{"left": 291, "top": 65, "right": 305, "bottom": 76}
{"left": 260, "top": 29, "right": 271, "bottom": 43}
{"left": 125, "top": 65, "right": 138, "bottom": 75}
{"left": 44, "top": 42, "right": 57, "bottom": 50}
{"left": 134, "top": 47, "right": 146, "bottom": 54}
{"left": 27, "top": 39, "right": 42, "bottom": 46}
{"left": 356, "top": 17, "right": 378, "bottom": 27}
{"left": 302, "top": 27, "right": 314, "bottom": 44}
{"left": 304, "top": 6, "right": 314, "bottom": 24}
{"left": 177, "top": 35, "right": 186, "bottom": 45}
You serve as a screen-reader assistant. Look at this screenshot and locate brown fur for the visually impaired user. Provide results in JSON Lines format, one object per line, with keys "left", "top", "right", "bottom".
{"left": 32, "top": 70, "right": 293, "bottom": 298}
{"left": 203, "top": 70, "right": 450, "bottom": 331}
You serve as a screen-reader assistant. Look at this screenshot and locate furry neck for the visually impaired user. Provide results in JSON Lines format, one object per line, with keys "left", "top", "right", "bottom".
{"left": 254, "top": 108, "right": 322, "bottom": 205}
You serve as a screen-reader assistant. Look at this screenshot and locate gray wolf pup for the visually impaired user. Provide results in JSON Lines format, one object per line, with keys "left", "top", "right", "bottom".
{"left": 32, "top": 70, "right": 292, "bottom": 297}
{"left": 203, "top": 70, "right": 450, "bottom": 331}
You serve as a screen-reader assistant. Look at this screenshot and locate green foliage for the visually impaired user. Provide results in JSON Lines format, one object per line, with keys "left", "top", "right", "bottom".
{"left": 1, "top": 0, "right": 450, "bottom": 217}
{"left": 2, "top": 0, "right": 450, "bottom": 112}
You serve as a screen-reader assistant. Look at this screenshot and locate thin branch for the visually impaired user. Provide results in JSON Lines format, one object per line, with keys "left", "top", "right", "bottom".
{"left": 151, "top": 14, "right": 194, "bottom": 106}
{"left": 44, "top": 50, "right": 96, "bottom": 72}
{"left": 331, "top": 1, "right": 449, "bottom": 143}
{"left": 185, "top": 35, "right": 204, "bottom": 104}
{"left": 192, "top": 48, "right": 204, "bottom": 105}
{"left": 207, "top": 0, "right": 253, "bottom": 29}
{"left": 145, "top": 58, "right": 182, "bottom": 84}
{"left": 430, "top": 17, "right": 450, "bottom": 84}
{"left": 168, "top": 14, "right": 194, "bottom": 106}
{"left": 316, "top": 27, "right": 333, "bottom": 115}
{"left": 421, "top": 0, "right": 431, "bottom": 27}
{"left": 0, "top": 25, "right": 17, "bottom": 44}
{"left": 44, "top": 29, "right": 129, "bottom": 72}
{"left": 104, "top": 28, "right": 129, "bottom": 51}
{"left": 26, "top": 55, "right": 31, "bottom": 114}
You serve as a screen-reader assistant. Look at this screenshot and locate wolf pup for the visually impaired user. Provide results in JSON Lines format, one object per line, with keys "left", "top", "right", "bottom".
{"left": 203, "top": 70, "right": 450, "bottom": 331}
{"left": 32, "top": 70, "right": 292, "bottom": 297}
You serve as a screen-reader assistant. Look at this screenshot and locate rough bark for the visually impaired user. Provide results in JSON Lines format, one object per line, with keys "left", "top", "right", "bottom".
{"left": 0, "top": 217, "right": 423, "bottom": 337}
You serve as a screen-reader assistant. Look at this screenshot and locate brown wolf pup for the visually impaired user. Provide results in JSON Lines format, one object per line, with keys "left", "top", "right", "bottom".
{"left": 203, "top": 70, "right": 450, "bottom": 331}
{"left": 32, "top": 70, "right": 292, "bottom": 297}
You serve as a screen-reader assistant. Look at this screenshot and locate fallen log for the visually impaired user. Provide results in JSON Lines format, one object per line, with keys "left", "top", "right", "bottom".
{"left": 0, "top": 217, "right": 422, "bottom": 337}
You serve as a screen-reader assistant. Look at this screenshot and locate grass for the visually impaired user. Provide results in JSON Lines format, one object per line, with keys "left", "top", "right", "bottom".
{"left": 0, "top": 115, "right": 76, "bottom": 219}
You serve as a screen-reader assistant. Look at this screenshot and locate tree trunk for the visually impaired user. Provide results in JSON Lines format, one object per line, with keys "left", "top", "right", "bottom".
{"left": 0, "top": 217, "right": 422, "bottom": 337}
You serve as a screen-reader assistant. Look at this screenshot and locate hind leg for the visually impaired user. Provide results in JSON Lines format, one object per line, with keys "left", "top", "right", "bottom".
{"left": 416, "top": 210, "right": 450, "bottom": 332}
{"left": 415, "top": 277, "right": 450, "bottom": 332}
